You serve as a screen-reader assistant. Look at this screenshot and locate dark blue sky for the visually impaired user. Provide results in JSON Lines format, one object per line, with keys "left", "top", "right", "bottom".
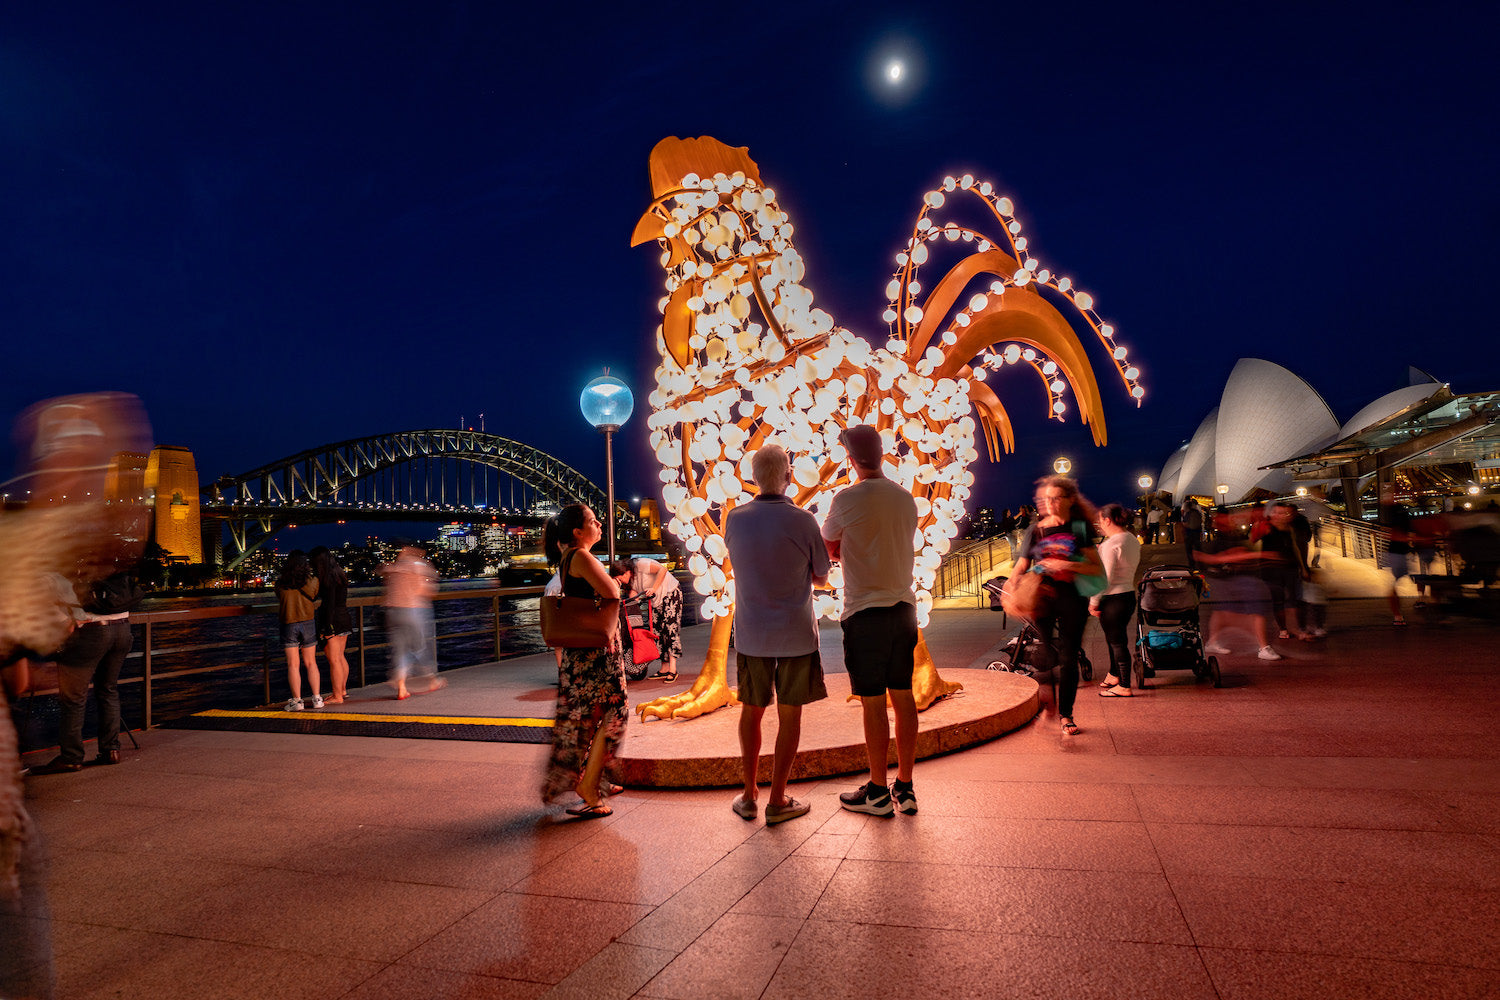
{"left": 4, "top": 3, "right": 1496, "bottom": 518}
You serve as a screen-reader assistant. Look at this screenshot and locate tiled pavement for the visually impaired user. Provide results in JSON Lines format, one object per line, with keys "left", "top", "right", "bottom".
{"left": 17, "top": 558, "right": 1500, "bottom": 1000}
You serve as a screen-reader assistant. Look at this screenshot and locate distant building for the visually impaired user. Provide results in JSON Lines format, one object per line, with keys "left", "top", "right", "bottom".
{"left": 146, "top": 446, "right": 203, "bottom": 563}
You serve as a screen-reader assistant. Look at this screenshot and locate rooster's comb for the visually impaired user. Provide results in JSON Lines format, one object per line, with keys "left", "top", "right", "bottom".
{"left": 645, "top": 136, "right": 762, "bottom": 200}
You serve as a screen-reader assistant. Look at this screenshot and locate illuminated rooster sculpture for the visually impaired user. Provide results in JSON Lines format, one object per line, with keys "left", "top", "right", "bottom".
{"left": 630, "top": 137, "right": 1143, "bottom": 721}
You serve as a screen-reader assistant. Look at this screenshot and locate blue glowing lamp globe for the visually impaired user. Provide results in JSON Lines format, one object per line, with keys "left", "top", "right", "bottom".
{"left": 580, "top": 375, "right": 634, "bottom": 431}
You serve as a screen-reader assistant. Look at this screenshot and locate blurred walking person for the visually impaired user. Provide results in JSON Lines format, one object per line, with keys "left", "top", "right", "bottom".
{"left": 1180, "top": 499, "right": 1203, "bottom": 569}
{"left": 1011, "top": 475, "right": 1104, "bottom": 735}
{"left": 381, "top": 543, "right": 441, "bottom": 700}
{"left": 309, "top": 547, "right": 352, "bottom": 704}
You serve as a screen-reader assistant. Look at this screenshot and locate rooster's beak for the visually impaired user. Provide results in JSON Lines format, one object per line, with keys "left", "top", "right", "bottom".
{"left": 630, "top": 209, "right": 666, "bottom": 248}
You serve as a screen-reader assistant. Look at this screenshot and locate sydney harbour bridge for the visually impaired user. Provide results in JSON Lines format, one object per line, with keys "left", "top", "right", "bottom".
{"left": 198, "top": 429, "right": 621, "bottom": 567}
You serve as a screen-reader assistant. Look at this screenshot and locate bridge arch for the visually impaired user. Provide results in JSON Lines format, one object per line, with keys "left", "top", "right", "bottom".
{"left": 202, "top": 430, "right": 612, "bottom": 565}
{"left": 207, "top": 429, "right": 609, "bottom": 513}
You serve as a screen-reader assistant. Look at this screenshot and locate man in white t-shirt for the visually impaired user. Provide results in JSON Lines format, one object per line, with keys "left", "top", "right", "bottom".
{"left": 821, "top": 424, "right": 919, "bottom": 817}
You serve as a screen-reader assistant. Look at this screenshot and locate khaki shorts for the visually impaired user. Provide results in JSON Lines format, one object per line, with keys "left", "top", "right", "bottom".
{"left": 735, "top": 651, "right": 828, "bottom": 708}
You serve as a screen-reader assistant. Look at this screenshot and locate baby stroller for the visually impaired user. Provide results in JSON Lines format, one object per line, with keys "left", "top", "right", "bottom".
{"left": 1133, "top": 564, "right": 1220, "bottom": 688}
{"left": 984, "top": 579, "right": 1093, "bottom": 682}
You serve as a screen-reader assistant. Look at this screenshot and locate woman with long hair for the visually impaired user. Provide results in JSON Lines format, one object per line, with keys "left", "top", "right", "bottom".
{"left": 275, "top": 550, "right": 322, "bottom": 710}
{"left": 1010, "top": 475, "right": 1102, "bottom": 735}
{"left": 309, "top": 546, "right": 352, "bottom": 704}
{"left": 611, "top": 556, "right": 683, "bottom": 681}
{"left": 1092, "top": 503, "right": 1142, "bottom": 697}
{"left": 541, "top": 504, "right": 628, "bottom": 818}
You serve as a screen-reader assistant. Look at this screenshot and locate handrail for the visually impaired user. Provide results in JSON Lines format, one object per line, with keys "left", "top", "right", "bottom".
{"left": 1315, "top": 513, "right": 1387, "bottom": 565}
{"left": 933, "top": 534, "right": 1016, "bottom": 606}
{"left": 28, "top": 585, "right": 545, "bottom": 729}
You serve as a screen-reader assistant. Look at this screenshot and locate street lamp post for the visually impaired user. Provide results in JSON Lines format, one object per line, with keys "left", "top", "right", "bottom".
{"left": 579, "top": 372, "right": 634, "bottom": 565}
{"left": 1216, "top": 483, "right": 1229, "bottom": 510}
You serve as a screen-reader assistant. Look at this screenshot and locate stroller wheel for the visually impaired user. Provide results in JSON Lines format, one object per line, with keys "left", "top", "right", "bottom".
{"left": 1079, "top": 654, "right": 1093, "bottom": 683}
{"left": 1131, "top": 654, "right": 1145, "bottom": 691}
{"left": 1209, "top": 656, "right": 1223, "bottom": 688}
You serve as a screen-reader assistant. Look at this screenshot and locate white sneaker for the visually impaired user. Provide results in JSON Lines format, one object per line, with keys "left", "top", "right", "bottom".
{"left": 309, "top": 695, "right": 325, "bottom": 709}
{"left": 284, "top": 698, "right": 304, "bottom": 712}
{"left": 1205, "top": 643, "right": 1230, "bottom": 655}
{"left": 1257, "top": 646, "right": 1283, "bottom": 661}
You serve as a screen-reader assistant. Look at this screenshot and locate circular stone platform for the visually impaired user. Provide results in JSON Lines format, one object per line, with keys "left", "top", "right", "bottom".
{"left": 619, "top": 668, "right": 1038, "bottom": 788}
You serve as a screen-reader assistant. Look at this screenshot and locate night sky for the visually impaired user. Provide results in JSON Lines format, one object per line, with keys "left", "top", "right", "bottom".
{"left": 4, "top": 3, "right": 1497, "bottom": 529}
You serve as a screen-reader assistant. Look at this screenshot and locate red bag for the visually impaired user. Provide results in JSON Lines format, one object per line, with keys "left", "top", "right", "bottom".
{"left": 627, "top": 600, "right": 660, "bottom": 666}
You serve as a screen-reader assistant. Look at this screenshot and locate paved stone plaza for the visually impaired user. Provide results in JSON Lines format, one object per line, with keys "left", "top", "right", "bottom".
{"left": 19, "top": 556, "right": 1500, "bottom": 1000}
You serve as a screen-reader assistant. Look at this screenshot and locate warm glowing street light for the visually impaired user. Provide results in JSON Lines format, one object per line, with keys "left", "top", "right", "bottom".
{"left": 1137, "top": 475, "right": 1153, "bottom": 490}
{"left": 1216, "top": 483, "right": 1229, "bottom": 509}
{"left": 580, "top": 372, "right": 634, "bottom": 564}
{"left": 1053, "top": 457, "right": 1073, "bottom": 475}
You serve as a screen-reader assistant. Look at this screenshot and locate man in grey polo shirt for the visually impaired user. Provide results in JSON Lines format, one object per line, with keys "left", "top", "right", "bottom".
{"left": 724, "top": 443, "right": 830, "bottom": 824}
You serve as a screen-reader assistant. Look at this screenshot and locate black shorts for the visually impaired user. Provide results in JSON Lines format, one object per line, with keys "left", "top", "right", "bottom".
{"left": 841, "top": 602, "right": 918, "bottom": 697}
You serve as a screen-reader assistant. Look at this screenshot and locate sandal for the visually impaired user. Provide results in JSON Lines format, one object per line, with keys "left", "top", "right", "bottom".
{"left": 1099, "top": 686, "right": 1133, "bottom": 697}
{"left": 564, "top": 802, "right": 612, "bottom": 819}
{"left": 1099, "top": 675, "right": 1119, "bottom": 689}
{"left": 654, "top": 671, "right": 678, "bottom": 682}
{"left": 1061, "top": 718, "right": 1080, "bottom": 735}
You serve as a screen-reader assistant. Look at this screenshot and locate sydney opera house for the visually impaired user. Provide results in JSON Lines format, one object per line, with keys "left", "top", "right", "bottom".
{"left": 1155, "top": 359, "right": 1500, "bottom": 513}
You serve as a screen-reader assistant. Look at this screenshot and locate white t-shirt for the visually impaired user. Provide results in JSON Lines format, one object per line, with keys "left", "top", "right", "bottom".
{"left": 821, "top": 476, "right": 918, "bottom": 620}
{"left": 1091, "top": 531, "right": 1141, "bottom": 610}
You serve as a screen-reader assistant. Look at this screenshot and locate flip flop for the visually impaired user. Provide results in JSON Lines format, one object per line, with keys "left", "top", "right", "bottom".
{"left": 564, "top": 803, "right": 612, "bottom": 819}
{"left": 1099, "top": 686, "right": 1134, "bottom": 697}
{"left": 654, "top": 672, "right": 678, "bottom": 683}
{"left": 1098, "top": 675, "right": 1119, "bottom": 689}
{"left": 600, "top": 782, "right": 624, "bottom": 796}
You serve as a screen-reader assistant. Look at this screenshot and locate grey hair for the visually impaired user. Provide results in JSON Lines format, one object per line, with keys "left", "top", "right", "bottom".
{"left": 750, "top": 444, "right": 791, "bottom": 493}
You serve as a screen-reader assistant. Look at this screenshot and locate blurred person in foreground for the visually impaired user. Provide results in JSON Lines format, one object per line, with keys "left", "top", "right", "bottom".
{"left": 1093, "top": 503, "right": 1142, "bottom": 697}
{"left": 541, "top": 505, "right": 627, "bottom": 818}
{"left": 275, "top": 550, "right": 322, "bottom": 711}
{"left": 309, "top": 547, "right": 353, "bottom": 704}
{"left": 1010, "top": 475, "right": 1104, "bottom": 735}
{"left": 1377, "top": 483, "right": 1413, "bottom": 626}
{"left": 1199, "top": 510, "right": 1282, "bottom": 660}
{"left": 724, "top": 444, "right": 830, "bottom": 825}
{"left": 1, "top": 391, "right": 152, "bottom": 1000}
{"left": 381, "top": 543, "right": 442, "bottom": 700}
{"left": 1252, "top": 501, "right": 1312, "bottom": 641}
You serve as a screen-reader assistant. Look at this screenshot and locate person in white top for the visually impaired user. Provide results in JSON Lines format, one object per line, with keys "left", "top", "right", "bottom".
{"left": 1093, "top": 503, "right": 1143, "bottom": 697}
{"left": 821, "top": 425, "right": 920, "bottom": 817}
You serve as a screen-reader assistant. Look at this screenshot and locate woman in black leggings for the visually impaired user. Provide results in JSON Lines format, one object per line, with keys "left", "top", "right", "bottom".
{"left": 1093, "top": 503, "right": 1142, "bottom": 697}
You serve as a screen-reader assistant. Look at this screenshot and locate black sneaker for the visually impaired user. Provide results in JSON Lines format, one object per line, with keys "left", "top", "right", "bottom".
{"left": 891, "top": 779, "right": 917, "bottom": 815}
{"left": 839, "top": 781, "right": 894, "bottom": 816}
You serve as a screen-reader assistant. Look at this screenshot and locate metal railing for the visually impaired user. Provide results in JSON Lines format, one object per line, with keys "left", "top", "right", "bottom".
{"left": 1315, "top": 514, "right": 1387, "bottom": 564}
{"left": 27, "top": 585, "right": 545, "bottom": 729}
{"left": 933, "top": 534, "right": 1017, "bottom": 607}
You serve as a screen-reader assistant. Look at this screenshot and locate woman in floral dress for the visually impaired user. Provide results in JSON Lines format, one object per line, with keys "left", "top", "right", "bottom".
{"left": 540, "top": 504, "right": 628, "bottom": 817}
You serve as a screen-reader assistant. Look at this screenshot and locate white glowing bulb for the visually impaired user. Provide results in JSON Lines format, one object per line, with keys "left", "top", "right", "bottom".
{"left": 887, "top": 60, "right": 904, "bottom": 82}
